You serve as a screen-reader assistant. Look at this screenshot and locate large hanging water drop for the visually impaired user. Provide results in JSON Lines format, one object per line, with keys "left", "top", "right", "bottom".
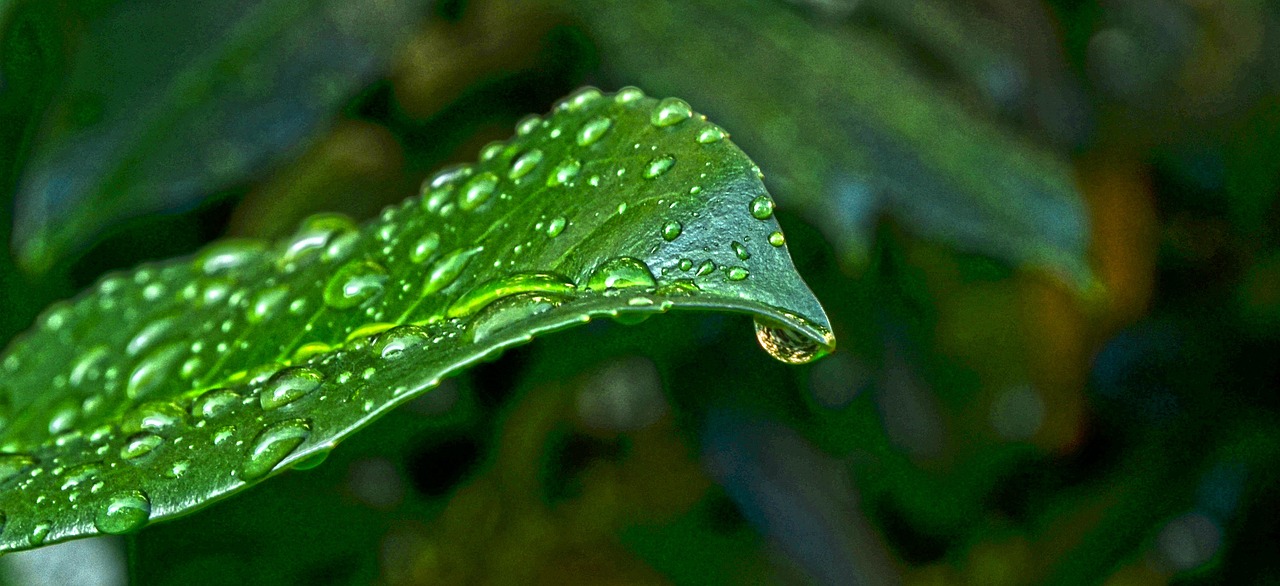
{"left": 753, "top": 320, "right": 827, "bottom": 365}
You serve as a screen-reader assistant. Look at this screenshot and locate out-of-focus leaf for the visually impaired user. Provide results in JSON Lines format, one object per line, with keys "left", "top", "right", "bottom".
{"left": 568, "top": 0, "right": 1094, "bottom": 291}
{"left": 0, "top": 87, "right": 833, "bottom": 551}
{"left": 11, "top": 0, "right": 430, "bottom": 272}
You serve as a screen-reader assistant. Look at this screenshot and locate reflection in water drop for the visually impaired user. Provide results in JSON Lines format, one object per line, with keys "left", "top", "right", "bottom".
{"left": 753, "top": 320, "right": 828, "bottom": 365}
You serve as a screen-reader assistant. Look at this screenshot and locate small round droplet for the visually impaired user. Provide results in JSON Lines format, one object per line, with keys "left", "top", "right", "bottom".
{"left": 678, "top": 259, "right": 694, "bottom": 272}
{"left": 191, "top": 388, "right": 241, "bottom": 419}
{"left": 587, "top": 257, "right": 657, "bottom": 292}
{"left": 548, "top": 159, "right": 581, "bottom": 186}
{"left": 750, "top": 195, "right": 775, "bottom": 219}
{"left": 732, "top": 241, "right": 751, "bottom": 261}
{"left": 768, "top": 231, "right": 786, "bottom": 247}
{"left": 696, "top": 125, "right": 726, "bottom": 144}
{"left": 727, "top": 267, "right": 750, "bottom": 281}
{"left": 240, "top": 418, "right": 312, "bottom": 481}
{"left": 661, "top": 221, "right": 682, "bottom": 242}
{"left": 120, "top": 432, "right": 163, "bottom": 460}
{"left": 651, "top": 97, "right": 692, "bottom": 127}
{"left": 577, "top": 116, "right": 613, "bottom": 146}
{"left": 508, "top": 149, "right": 543, "bottom": 180}
{"left": 260, "top": 367, "right": 324, "bottom": 410}
{"left": 643, "top": 155, "right": 675, "bottom": 179}
{"left": 459, "top": 172, "right": 499, "bottom": 211}
{"left": 323, "top": 261, "right": 388, "bottom": 309}
{"left": 410, "top": 232, "right": 441, "bottom": 264}
{"left": 546, "top": 216, "right": 567, "bottom": 238}
{"left": 615, "top": 86, "right": 645, "bottom": 104}
{"left": 515, "top": 114, "right": 542, "bottom": 136}
{"left": 94, "top": 490, "right": 151, "bottom": 535}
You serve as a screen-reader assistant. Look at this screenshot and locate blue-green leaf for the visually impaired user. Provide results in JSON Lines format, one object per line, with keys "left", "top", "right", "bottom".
{"left": 0, "top": 87, "right": 833, "bottom": 551}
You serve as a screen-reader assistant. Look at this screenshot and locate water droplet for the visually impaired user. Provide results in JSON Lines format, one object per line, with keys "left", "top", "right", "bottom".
{"left": 617, "top": 202, "right": 628, "bottom": 215}
{"left": 750, "top": 195, "right": 774, "bottom": 219}
{"left": 323, "top": 261, "right": 388, "bottom": 309}
{"left": 651, "top": 97, "right": 692, "bottom": 127}
{"left": 515, "top": 114, "right": 542, "bottom": 136}
{"left": 661, "top": 221, "right": 682, "bottom": 241}
{"left": 213, "top": 425, "right": 236, "bottom": 445}
{"left": 240, "top": 418, "right": 311, "bottom": 481}
{"left": 587, "top": 257, "right": 657, "bottom": 292}
{"left": 678, "top": 259, "right": 693, "bottom": 271}
{"left": 563, "top": 87, "right": 602, "bottom": 110}
{"left": 120, "top": 432, "right": 163, "bottom": 460}
{"left": 696, "top": 125, "right": 726, "bottom": 144}
{"left": 726, "top": 267, "right": 750, "bottom": 281}
{"left": 127, "top": 342, "right": 186, "bottom": 400}
{"left": 248, "top": 286, "right": 289, "bottom": 324}
{"left": 479, "top": 141, "right": 505, "bottom": 162}
{"left": 548, "top": 159, "right": 581, "bottom": 186}
{"left": 94, "top": 490, "right": 151, "bottom": 534}
{"left": 29, "top": 521, "right": 51, "bottom": 546}
{"left": 196, "top": 240, "right": 265, "bottom": 275}
{"left": 122, "top": 401, "right": 187, "bottom": 434}
{"left": 410, "top": 232, "right": 441, "bottom": 264}
{"left": 375, "top": 325, "right": 429, "bottom": 359}
{"left": 127, "top": 316, "right": 178, "bottom": 356}
{"left": 643, "top": 155, "right": 675, "bottom": 179}
{"left": 508, "top": 149, "right": 543, "bottom": 181}
{"left": 615, "top": 86, "right": 645, "bottom": 103}
{"left": 754, "top": 320, "right": 826, "bottom": 365}
{"left": 424, "top": 247, "right": 482, "bottom": 295}
{"left": 546, "top": 216, "right": 567, "bottom": 238}
{"left": 292, "top": 341, "right": 332, "bottom": 363}
{"left": 281, "top": 214, "right": 357, "bottom": 265}
{"left": 732, "top": 241, "right": 751, "bottom": 260}
{"left": 458, "top": 172, "right": 499, "bottom": 212}
{"left": 470, "top": 294, "right": 561, "bottom": 343}
{"left": 768, "top": 231, "right": 786, "bottom": 247}
{"left": 191, "top": 388, "right": 241, "bottom": 419}
{"left": 577, "top": 116, "right": 613, "bottom": 146}
{"left": 447, "top": 273, "right": 576, "bottom": 318}
{"left": 260, "top": 367, "right": 324, "bottom": 410}
{"left": 0, "top": 453, "right": 35, "bottom": 484}
{"left": 59, "top": 462, "right": 102, "bottom": 490}
{"left": 695, "top": 260, "right": 716, "bottom": 277}
{"left": 291, "top": 449, "right": 330, "bottom": 471}
{"left": 69, "top": 346, "right": 110, "bottom": 387}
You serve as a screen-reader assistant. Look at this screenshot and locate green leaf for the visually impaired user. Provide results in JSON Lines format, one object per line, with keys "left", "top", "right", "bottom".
{"left": 0, "top": 87, "right": 833, "bottom": 551}
{"left": 11, "top": 0, "right": 429, "bottom": 272}
{"left": 569, "top": 0, "right": 1095, "bottom": 291}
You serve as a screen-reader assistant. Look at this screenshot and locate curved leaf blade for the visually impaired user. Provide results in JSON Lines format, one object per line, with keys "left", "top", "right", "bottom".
{"left": 0, "top": 87, "right": 833, "bottom": 551}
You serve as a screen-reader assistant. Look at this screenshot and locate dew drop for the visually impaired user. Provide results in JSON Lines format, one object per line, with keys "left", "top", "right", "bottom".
{"left": 695, "top": 260, "right": 716, "bottom": 277}
{"left": 375, "top": 325, "right": 430, "bottom": 359}
{"left": 577, "top": 116, "right": 613, "bottom": 146}
{"left": 615, "top": 86, "right": 645, "bottom": 104}
{"left": 458, "top": 172, "right": 499, "bottom": 211}
{"left": 122, "top": 401, "right": 187, "bottom": 434}
{"left": 126, "top": 342, "right": 186, "bottom": 400}
{"left": 546, "top": 216, "right": 567, "bottom": 238}
{"left": 548, "top": 159, "right": 581, "bottom": 186}
{"left": 120, "top": 432, "right": 163, "bottom": 460}
{"left": 643, "top": 155, "right": 675, "bottom": 179}
{"left": 410, "top": 232, "right": 441, "bottom": 264}
{"left": 508, "top": 149, "right": 543, "bottom": 181}
{"left": 94, "top": 490, "right": 151, "bottom": 535}
{"left": 587, "top": 257, "right": 657, "bottom": 292}
{"left": 240, "top": 418, "right": 311, "bottom": 481}
{"left": 661, "top": 221, "right": 683, "bottom": 242}
{"left": 750, "top": 195, "right": 775, "bottom": 219}
{"left": 697, "top": 125, "right": 726, "bottom": 144}
{"left": 60, "top": 462, "right": 102, "bottom": 490}
{"left": 191, "top": 388, "right": 241, "bottom": 419}
{"left": 470, "top": 294, "right": 561, "bottom": 342}
{"left": 447, "top": 273, "right": 575, "bottom": 318}
{"left": 424, "top": 247, "right": 481, "bottom": 296}
{"left": 651, "top": 97, "right": 692, "bottom": 127}
{"left": 678, "top": 259, "right": 694, "bottom": 271}
{"left": 754, "top": 320, "right": 826, "bottom": 365}
{"left": 732, "top": 241, "right": 751, "bottom": 260}
{"left": 323, "top": 260, "right": 388, "bottom": 309}
{"left": 260, "top": 367, "right": 324, "bottom": 410}
{"left": 563, "top": 87, "right": 602, "bottom": 111}
{"left": 281, "top": 214, "right": 357, "bottom": 265}
{"left": 248, "top": 286, "right": 289, "bottom": 323}
{"left": 515, "top": 114, "right": 542, "bottom": 136}
{"left": 768, "top": 231, "right": 786, "bottom": 247}
{"left": 727, "top": 267, "right": 750, "bottom": 281}
{"left": 29, "top": 521, "right": 51, "bottom": 546}
{"left": 126, "top": 316, "right": 178, "bottom": 356}
{"left": 196, "top": 240, "right": 265, "bottom": 275}
{"left": 479, "top": 141, "right": 504, "bottom": 162}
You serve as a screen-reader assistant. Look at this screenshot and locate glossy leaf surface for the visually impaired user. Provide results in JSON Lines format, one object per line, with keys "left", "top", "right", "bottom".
{"left": 0, "top": 87, "right": 832, "bottom": 551}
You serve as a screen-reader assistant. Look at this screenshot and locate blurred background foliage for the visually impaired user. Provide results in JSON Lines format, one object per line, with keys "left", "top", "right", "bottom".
{"left": 1, "top": 0, "right": 1279, "bottom": 584}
